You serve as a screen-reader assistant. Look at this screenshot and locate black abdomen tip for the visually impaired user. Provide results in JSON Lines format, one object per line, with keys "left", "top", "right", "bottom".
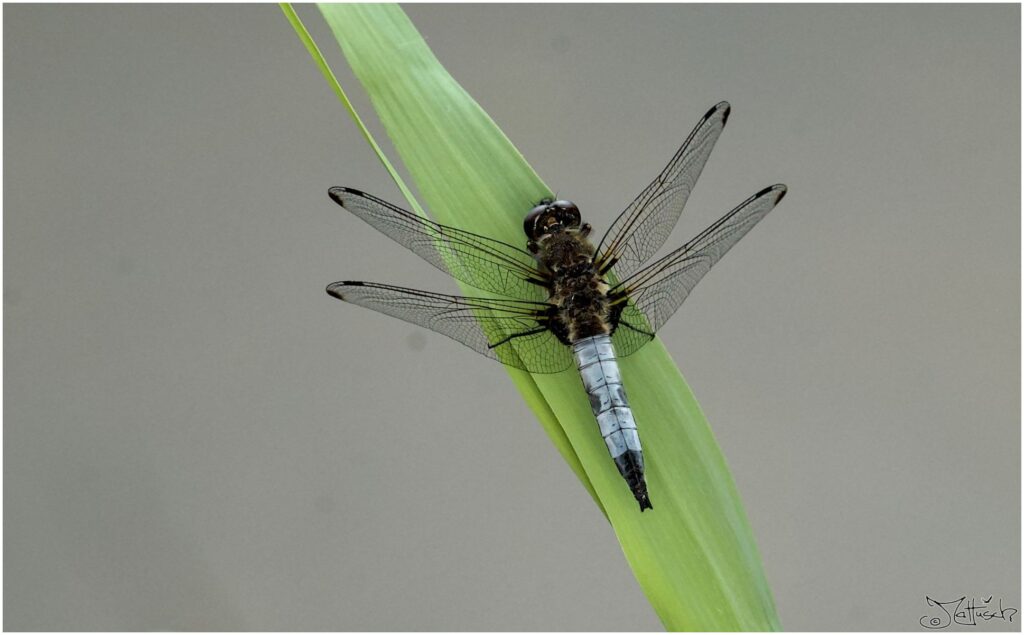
{"left": 632, "top": 477, "right": 653, "bottom": 512}
{"left": 614, "top": 451, "right": 652, "bottom": 512}
{"left": 637, "top": 493, "right": 653, "bottom": 512}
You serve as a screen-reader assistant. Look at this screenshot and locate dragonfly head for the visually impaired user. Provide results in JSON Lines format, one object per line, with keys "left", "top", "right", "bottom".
{"left": 524, "top": 199, "right": 582, "bottom": 240}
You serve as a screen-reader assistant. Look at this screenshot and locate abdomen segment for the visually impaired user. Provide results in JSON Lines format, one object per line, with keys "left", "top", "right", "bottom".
{"left": 572, "top": 334, "right": 652, "bottom": 511}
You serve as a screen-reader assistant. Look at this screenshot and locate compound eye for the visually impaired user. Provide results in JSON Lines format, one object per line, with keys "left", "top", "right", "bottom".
{"left": 552, "top": 200, "right": 581, "bottom": 228}
{"left": 523, "top": 204, "right": 550, "bottom": 239}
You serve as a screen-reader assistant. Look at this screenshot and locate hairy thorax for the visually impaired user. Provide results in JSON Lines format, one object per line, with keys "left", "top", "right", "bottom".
{"left": 535, "top": 232, "right": 611, "bottom": 342}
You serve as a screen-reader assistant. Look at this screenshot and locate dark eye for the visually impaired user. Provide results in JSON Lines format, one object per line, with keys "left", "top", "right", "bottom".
{"left": 523, "top": 204, "right": 550, "bottom": 239}
{"left": 552, "top": 200, "right": 581, "bottom": 227}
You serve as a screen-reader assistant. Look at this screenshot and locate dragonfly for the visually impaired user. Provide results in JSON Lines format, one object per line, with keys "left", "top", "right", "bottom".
{"left": 326, "top": 102, "right": 786, "bottom": 511}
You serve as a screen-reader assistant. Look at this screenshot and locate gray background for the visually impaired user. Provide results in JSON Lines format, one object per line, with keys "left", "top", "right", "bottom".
{"left": 4, "top": 3, "right": 1019, "bottom": 631}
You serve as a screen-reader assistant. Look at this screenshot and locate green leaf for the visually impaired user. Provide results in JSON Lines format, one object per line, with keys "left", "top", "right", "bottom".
{"left": 289, "top": 4, "right": 780, "bottom": 630}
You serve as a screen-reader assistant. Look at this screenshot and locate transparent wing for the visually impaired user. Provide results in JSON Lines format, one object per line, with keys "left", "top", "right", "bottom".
{"left": 595, "top": 102, "right": 732, "bottom": 280}
{"left": 609, "top": 184, "right": 787, "bottom": 358}
{"left": 326, "top": 281, "right": 573, "bottom": 374}
{"left": 329, "top": 188, "right": 547, "bottom": 300}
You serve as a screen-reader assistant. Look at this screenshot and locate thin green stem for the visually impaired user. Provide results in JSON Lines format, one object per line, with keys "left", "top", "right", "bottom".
{"left": 279, "top": 3, "right": 423, "bottom": 214}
